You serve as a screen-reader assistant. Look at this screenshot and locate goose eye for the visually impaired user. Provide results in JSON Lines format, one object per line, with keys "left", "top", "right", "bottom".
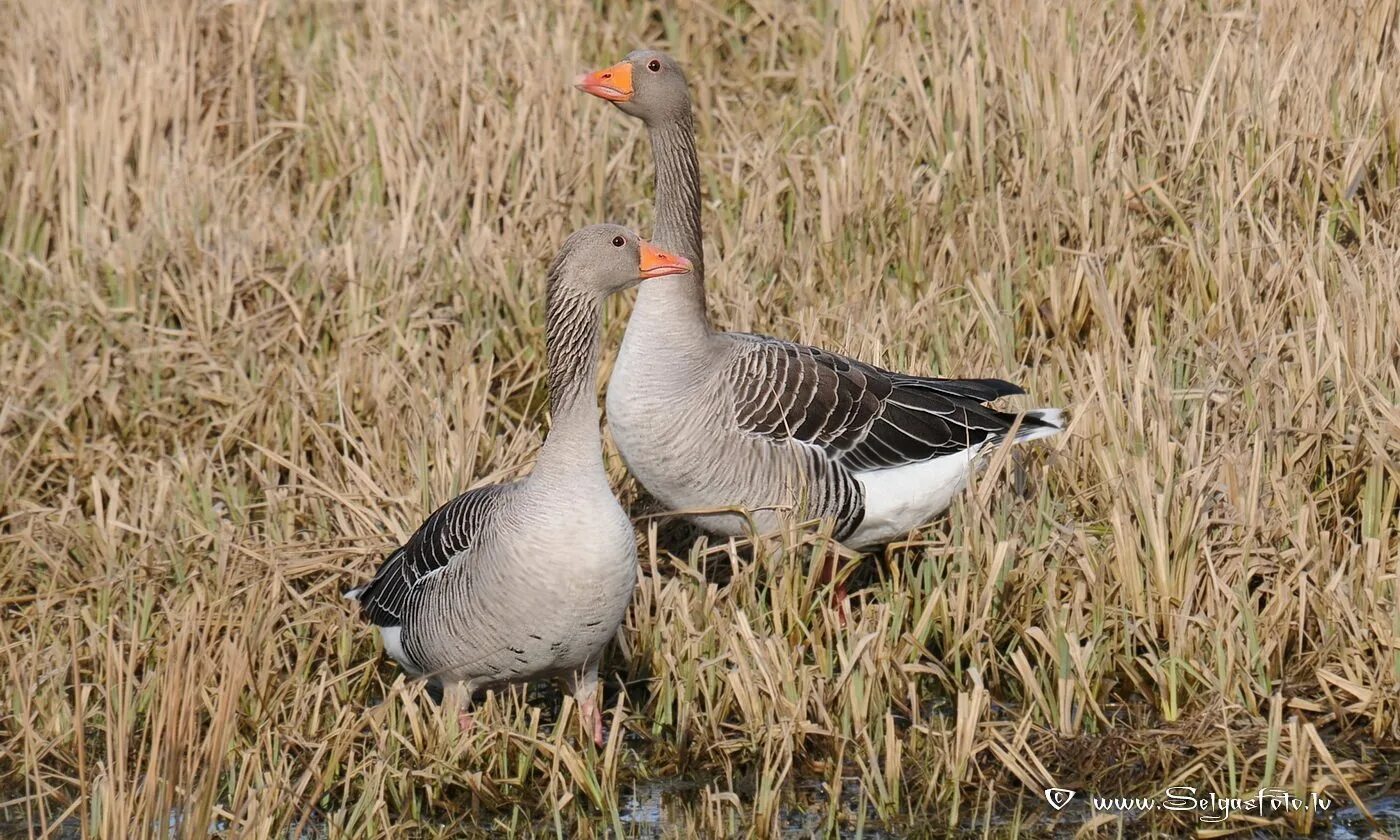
{"left": 611, "top": 236, "right": 625, "bottom": 247}
{"left": 647, "top": 59, "right": 661, "bottom": 72}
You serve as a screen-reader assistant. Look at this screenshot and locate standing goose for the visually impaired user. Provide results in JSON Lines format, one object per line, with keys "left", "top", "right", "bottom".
{"left": 576, "top": 52, "right": 1064, "bottom": 551}
{"left": 346, "top": 225, "right": 692, "bottom": 746}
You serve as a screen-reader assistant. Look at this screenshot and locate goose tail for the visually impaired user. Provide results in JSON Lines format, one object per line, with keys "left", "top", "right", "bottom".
{"left": 1014, "top": 408, "right": 1067, "bottom": 443}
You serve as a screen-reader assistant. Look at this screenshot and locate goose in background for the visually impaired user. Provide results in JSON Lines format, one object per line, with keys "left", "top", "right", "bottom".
{"left": 346, "top": 225, "right": 692, "bottom": 746}
{"left": 575, "top": 51, "right": 1065, "bottom": 554}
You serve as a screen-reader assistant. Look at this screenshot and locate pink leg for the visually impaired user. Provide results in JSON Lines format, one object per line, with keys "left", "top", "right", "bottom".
{"left": 579, "top": 697, "right": 604, "bottom": 748}
{"left": 449, "top": 684, "right": 475, "bottom": 734}
{"left": 819, "top": 553, "right": 851, "bottom": 626}
{"left": 567, "top": 664, "right": 605, "bottom": 748}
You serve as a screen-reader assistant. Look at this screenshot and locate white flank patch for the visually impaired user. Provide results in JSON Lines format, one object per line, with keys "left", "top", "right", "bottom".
{"left": 378, "top": 626, "right": 416, "bottom": 675}
{"left": 846, "top": 406, "right": 1066, "bottom": 548}
{"left": 848, "top": 446, "right": 982, "bottom": 549}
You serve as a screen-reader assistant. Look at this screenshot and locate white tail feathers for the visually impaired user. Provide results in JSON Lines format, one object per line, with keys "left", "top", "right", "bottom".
{"left": 1016, "top": 408, "right": 1066, "bottom": 442}
{"left": 1027, "top": 407, "right": 1065, "bottom": 428}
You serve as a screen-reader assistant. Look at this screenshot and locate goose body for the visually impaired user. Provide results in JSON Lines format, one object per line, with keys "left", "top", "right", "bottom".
{"left": 353, "top": 479, "right": 634, "bottom": 692}
{"left": 578, "top": 52, "right": 1066, "bottom": 551}
{"left": 347, "top": 226, "right": 692, "bottom": 743}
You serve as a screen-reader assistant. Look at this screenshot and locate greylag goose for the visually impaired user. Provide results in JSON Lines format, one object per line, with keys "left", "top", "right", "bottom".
{"left": 576, "top": 52, "right": 1065, "bottom": 551}
{"left": 346, "top": 225, "right": 692, "bottom": 746}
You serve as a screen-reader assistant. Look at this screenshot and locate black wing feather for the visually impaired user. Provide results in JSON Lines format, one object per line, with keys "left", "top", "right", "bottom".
{"left": 728, "top": 335, "right": 1053, "bottom": 471}
{"left": 350, "top": 483, "right": 509, "bottom": 627}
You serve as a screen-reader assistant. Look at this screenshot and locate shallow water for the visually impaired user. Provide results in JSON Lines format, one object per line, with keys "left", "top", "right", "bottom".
{"left": 613, "top": 781, "right": 1400, "bottom": 839}
{"left": 4, "top": 789, "right": 1395, "bottom": 837}
{"left": 1310, "top": 796, "right": 1400, "bottom": 840}
{"left": 617, "top": 775, "right": 898, "bottom": 838}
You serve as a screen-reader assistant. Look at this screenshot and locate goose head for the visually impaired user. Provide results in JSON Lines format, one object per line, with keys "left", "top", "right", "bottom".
{"left": 575, "top": 50, "right": 691, "bottom": 126}
{"left": 552, "top": 224, "right": 692, "bottom": 297}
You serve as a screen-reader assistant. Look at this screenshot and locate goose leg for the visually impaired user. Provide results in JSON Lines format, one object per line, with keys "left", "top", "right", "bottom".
{"left": 818, "top": 552, "right": 850, "bottom": 625}
{"left": 566, "top": 663, "right": 605, "bottom": 748}
{"left": 583, "top": 699, "right": 604, "bottom": 748}
{"left": 446, "top": 683, "right": 475, "bottom": 734}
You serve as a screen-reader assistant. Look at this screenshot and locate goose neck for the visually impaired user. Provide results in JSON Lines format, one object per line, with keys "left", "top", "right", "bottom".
{"left": 649, "top": 114, "right": 704, "bottom": 274}
{"left": 533, "top": 285, "right": 606, "bottom": 482}
{"left": 637, "top": 113, "right": 711, "bottom": 342}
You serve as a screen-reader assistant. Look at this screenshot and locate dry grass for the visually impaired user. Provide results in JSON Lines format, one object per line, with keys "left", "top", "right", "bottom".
{"left": 2, "top": 0, "right": 1399, "bottom": 836}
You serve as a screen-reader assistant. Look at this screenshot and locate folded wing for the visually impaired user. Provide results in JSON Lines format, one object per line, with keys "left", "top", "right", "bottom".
{"left": 348, "top": 483, "right": 512, "bottom": 627}
{"left": 727, "top": 334, "right": 1050, "bottom": 472}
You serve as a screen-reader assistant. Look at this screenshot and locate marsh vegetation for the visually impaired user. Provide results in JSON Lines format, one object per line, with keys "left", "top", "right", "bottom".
{"left": 2, "top": 0, "right": 1398, "bottom": 835}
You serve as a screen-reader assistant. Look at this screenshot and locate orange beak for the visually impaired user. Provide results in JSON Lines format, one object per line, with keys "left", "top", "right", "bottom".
{"left": 638, "top": 241, "right": 691, "bottom": 279}
{"left": 574, "top": 61, "right": 633, "bottom": 102}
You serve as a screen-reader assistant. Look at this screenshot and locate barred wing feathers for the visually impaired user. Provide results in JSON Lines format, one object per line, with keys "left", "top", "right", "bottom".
{"left": 346, "top": 483, "right": 512, "bottom": 627}
{"left": 726, "top": 335, "right": 1054, "bottom": 472}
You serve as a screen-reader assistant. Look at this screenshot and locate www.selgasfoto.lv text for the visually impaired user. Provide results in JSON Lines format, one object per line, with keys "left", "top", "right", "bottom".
{"left": 1091, "top": 787, "right": 1332, "bottom": 823}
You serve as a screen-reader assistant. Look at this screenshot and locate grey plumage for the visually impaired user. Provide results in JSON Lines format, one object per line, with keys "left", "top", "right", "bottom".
{"left": 582, "top": 51, "right": 1066, "bottom": 550}
{"left": 348, "top": 484, "right": 507, "bottom": 629}
{"left": 346, "top": 224, "right": 692, "bottom": 744}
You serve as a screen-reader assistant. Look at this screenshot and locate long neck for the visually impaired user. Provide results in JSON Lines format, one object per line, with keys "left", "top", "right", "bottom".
{"left": 651, "top": 112, "right": 704, "bottom": 276}
{"left": 532, "top": 283, "right": 606, "bottom": 482}
{"left": 632, "top": 110, "right": 711, "bottom": 342}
